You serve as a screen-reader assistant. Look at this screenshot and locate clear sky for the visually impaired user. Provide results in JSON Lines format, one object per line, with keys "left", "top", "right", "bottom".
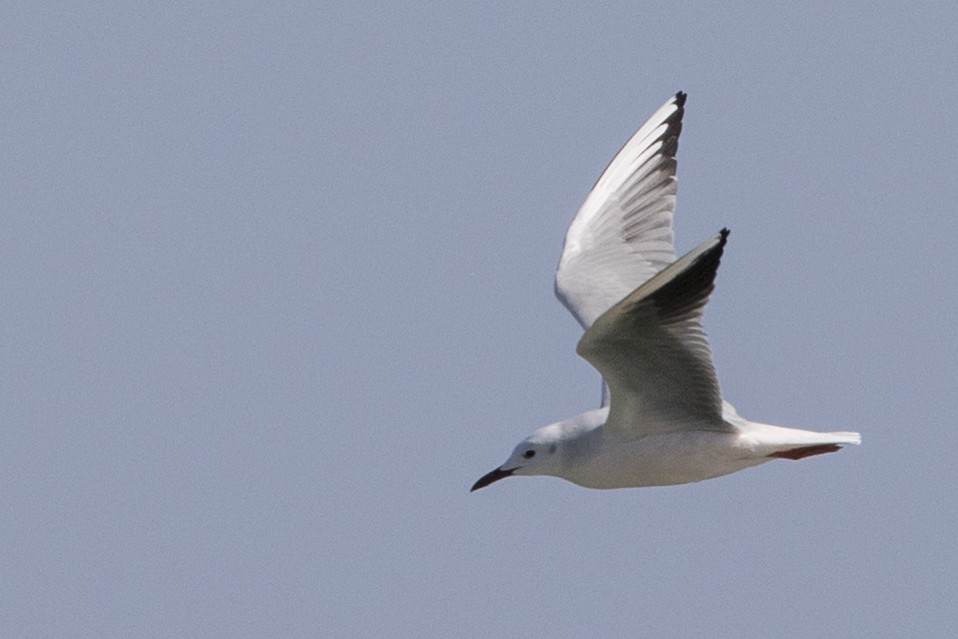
{"left": 2, "top": 2, "right": 957, "bottom": 637}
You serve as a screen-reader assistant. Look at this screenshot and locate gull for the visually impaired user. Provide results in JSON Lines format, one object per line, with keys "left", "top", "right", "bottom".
{"left": 472, "top": 92, "right": 860, "bottom": 491}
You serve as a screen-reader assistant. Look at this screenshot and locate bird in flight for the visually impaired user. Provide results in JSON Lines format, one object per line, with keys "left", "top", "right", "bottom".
{"left": 472, "top": 92, "right": 860, "bottom": 491}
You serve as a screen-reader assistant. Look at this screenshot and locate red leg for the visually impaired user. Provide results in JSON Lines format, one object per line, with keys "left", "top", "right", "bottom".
{"left": 769, "top": 444, "right": 842, "bottom": 460}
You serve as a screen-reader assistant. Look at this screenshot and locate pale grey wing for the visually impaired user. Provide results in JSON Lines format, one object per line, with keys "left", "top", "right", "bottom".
{"left": 555, "top": 92, "right": 686, "bottom": 332}
{"left": 576, "top": 230, "right": 732, "bottom": 438}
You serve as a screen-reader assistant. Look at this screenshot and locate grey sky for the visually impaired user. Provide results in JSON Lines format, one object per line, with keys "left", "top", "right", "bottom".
{"left": 2, "top": 2, "right": 956, "bottom": 637}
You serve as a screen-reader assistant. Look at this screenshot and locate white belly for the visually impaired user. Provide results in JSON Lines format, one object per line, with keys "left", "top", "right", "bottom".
{"left": 560, "top": 430, "right": 767, "bottom": 489}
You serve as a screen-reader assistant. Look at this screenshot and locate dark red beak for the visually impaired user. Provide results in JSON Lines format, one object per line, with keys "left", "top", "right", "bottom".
{"left": 470, "top": 466, "right": 514, "bottom": 492}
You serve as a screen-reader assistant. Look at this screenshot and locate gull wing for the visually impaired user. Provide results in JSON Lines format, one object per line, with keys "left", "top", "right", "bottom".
{"left": 555, "top": 92, "right": 686, "bottom": 331}
{"left": 576, "top": 229, "right": 731, "bottom": 438}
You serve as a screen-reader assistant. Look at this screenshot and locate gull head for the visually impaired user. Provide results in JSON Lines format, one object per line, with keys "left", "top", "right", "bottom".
{"left": 470, "top": 424, "right": 567, "bottom": 491}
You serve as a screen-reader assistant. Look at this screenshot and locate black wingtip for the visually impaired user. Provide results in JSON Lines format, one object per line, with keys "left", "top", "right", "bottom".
{"left": 675, "top": 91, "right": 687, "bottom": 106}
{"left": 638, "top": 229, "right": 729, "bottom": 324}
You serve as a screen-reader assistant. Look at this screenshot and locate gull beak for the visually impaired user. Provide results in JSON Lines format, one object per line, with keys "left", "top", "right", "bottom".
{"left": 470, "top": 466, "right": 514, "bottom": 492}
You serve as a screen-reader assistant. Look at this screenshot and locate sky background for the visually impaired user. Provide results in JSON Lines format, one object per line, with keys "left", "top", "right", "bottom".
{"left": 2, "top": 2, "right": 957, "bottom": 637}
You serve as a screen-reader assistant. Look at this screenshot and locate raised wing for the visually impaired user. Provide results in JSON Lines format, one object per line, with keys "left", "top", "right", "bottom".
{"left": 576, "top": 229, "right": 731, "bottom": 438}
{"left": 555, "top": 92, "right": 686, "bottom": 331}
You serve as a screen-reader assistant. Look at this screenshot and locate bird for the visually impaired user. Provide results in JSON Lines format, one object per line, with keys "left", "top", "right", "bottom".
{"left": 471, "top": 91, "right": 860, "bottom": 492}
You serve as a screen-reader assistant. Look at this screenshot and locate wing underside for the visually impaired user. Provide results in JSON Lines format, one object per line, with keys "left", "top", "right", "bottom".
{"left": 555, "top": 92, "right": 687, "bottom": 332}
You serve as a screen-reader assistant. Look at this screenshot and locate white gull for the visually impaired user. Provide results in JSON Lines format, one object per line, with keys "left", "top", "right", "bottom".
{"left": 472, "top": 92, "right": 860, "bottom": 491}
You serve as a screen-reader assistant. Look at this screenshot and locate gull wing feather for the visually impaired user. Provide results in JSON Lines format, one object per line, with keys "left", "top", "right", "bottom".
{"left": 555, "top": 92, "right": 686, "bottom": 331}
{"left": 576, "top": 229, "right": 731, "bottom": 438}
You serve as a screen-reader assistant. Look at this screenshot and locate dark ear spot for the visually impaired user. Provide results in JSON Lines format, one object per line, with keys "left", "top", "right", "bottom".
{"left": 549, "top": 444, "right": 557, "bottom": 454}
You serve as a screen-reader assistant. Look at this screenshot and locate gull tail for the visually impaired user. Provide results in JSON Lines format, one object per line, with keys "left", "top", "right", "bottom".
{"left": 770, "top": 430, "right": 860, "bottom": 460}
{"left": 769, "top": 434, "right": 860, "bottom": 460}
{"left": 740, "top": 421, "right": 861, "bottom": 461}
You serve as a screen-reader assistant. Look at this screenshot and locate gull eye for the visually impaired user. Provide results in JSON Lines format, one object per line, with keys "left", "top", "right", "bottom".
{"left": 523, "top": 450, "right": 536, "bottom": 459}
